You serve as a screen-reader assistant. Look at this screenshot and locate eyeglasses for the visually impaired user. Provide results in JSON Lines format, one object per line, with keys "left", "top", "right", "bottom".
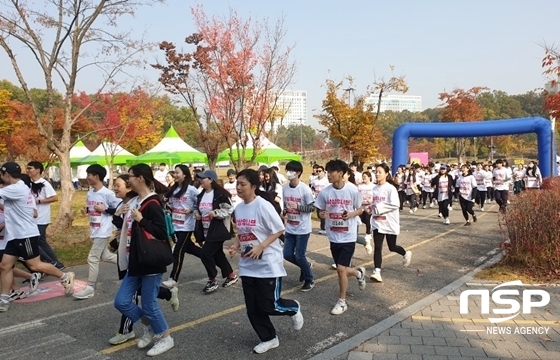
{"left": 317, "top": 170, "right": 323, "bottom": 173}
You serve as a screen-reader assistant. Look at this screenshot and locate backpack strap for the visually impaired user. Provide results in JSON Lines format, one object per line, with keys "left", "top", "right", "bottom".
{"left": 138, "top": 198, "right": 161, "bottom": 212}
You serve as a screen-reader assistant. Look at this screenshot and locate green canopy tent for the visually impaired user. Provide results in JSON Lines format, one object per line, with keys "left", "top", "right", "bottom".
{"left": 71, "top": 142, "right": 136, "bottom": 166}
{"left": 69, "top": 140, "right": 92, "bottom": 163}
{"left": 217, "top": 136, "right": 300, "bottom": 164}
{"left": 129, "top": 126, "right": 207, "bottom": 165}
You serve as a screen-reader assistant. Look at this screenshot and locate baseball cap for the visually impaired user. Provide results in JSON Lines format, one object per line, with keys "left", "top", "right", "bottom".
{"left": 440, "top": 165, "right": 447, "bottom": 170}
{"left": 196, "top": 170, "right": 218, "bottom": 182}
{"left": 226, "top": 169, "right": 236, "bottom": 176}
{"left": 1, "top": 162, "right": 22, "bottom": 177}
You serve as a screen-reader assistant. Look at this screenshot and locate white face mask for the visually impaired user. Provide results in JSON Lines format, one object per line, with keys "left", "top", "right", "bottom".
{"left": 286, "top": 171, "right": 297, "bottom": 180}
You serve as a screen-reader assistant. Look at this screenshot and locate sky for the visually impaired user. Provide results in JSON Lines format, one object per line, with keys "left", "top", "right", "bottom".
{"left": 1, "top": 0, "right": 559, "bottom": 129}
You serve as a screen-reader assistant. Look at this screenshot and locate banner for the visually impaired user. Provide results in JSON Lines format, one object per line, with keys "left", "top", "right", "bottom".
{"left": 409, "top": 152, "right": 429, "bottom": 165}
{"left": 514, "top": 159, "right": 525, "bottom": 165}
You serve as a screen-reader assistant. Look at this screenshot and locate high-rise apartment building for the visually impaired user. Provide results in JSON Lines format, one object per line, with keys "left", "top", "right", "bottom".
{"left": 364, "top": 94, "right": 422, "bottom": 113}
{"left": 266, "top": 90, "right": 307, "bottom": 131}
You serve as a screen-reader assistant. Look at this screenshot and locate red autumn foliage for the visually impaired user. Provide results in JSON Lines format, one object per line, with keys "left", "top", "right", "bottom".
{"left": 500, "top": 177, "right": 560, "bottom": 278}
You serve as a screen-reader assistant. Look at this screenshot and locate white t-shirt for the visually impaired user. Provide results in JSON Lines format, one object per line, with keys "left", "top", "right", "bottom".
{"left": 223, "top": 180, "right": 241, "bottom": 208}
{"left": 422, "top": 173, "right": 435, "bottom": 192}
{"left": 0, "top": 181, "right": 40, "bottom": 241}
{"left": 32, "top": 178, "right": 57, "bottom": 225}
{"left": 154, "top": 169, "right": 167, "bottom": 186}
{"left": 314, "top": 183, "right": 362, "bottom": 244}
{"left": 123, "top": 197, "right": 138, "bottom": 256}
{"left": 458, "top": 174, "right": 477, "bottom": 201}
{"left": 405, "top": 175, "right": 421, "bottom": 196}
{"left": 370, "top": 182, "right": 400, "bottom": 235}
{"left": 86, "top": 187, "right": 119, "bottom": 238}
{"left": 0, "top": 198, "right": 6, "bottom": 250}
{"left": 358, "top": 182, "right": 375, "bottom": 206}
{"left": 436, "top": 176, "right": 450, "bottom": 202}
{"left": 199, "top": 191, "right": 214, "bottom": 238}
{"left": 311, "top": 176, "right": 330, "bottom": 198}
{"left": 282, "top": 182, "right": 314, "bottom": 235}
{"left": 235, "top": 196, "right": 286, "bottom": 278}
{"left": 170, "top": 185, "right": 198, "bottom": 232}
{"left": 493, "top": 168, "right": 509, "bottom": 191}
{"left": 473, "top": 170, "right": 488, "bottom": 191}
{"left": 354, "top": 171, "right": 363, "bottom": 184}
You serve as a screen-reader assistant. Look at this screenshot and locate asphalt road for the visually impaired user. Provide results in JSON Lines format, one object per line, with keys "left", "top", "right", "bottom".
{"left": 0, "top": 202, "right": 504, "bottom": 360}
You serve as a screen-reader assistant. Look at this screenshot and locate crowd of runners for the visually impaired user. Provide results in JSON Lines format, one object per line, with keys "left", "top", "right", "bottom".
{"left": 0, "top": 157, "right": 541, "bottom": 356}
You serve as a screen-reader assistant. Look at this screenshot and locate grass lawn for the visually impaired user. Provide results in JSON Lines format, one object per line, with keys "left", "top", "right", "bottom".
{"left": 475, "top": 260, "right": 560, "bottom": 284}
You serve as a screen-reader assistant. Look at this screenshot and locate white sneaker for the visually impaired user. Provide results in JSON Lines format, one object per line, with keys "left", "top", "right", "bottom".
{"left": 357, "top": 267, "right": 366, "bottom": 290}
{"left": 444, "top": 218, "right": 450, "bottom": 225}
{"left": 448, "top": 206, "right": 453, "bottom": 211}
{"left": 331, "top": 263, "right": 337, "bottom": 270}
{"left": 73, "top": 285, "right": 94, "bottom": 299}
{"left": 147, "top": 335, "right": 174, "bottom": 356}
{"left": 253, "top": 336, "right": 279, "bottom": 354}
{"left": 437, "top": 213, "right": 442, "bottom": 218}
{"left": 429, "top": 203, "right": 434, "bottom": 208}
{"left": 318, "top": 230, "right": 326, "bottom": 235}
{"left": 364, "top": 234, "right": 373, "bottom": 255}
{"left": 480, "top": 207, "right": 485, "bottom": 212}
{"left": 291, "top": 300, "right": 304, "bottom": 330}
{"left": 137, "top": 325, "right": 155, "bottom": 349}
{"left": 330, "top": 300, "right": 348, "bottom": 315}
{"left": 168, "top": 287, "right": 179, "bottom": 312}
{"left": 60, "top": 272, "right": 75, "bottom": 295}
{"left": 403, "top": 251, "right": 412, "bottom": 267}
{"left": 422, "top": 205, "right": 426, "bottom": 209}
{"left": 409, "top": 209, "right": 414, "bottom": 214}
{"left": 109, "top": 331, "right": 136, "bottom": 345}
{"left": 370, "top": 269, "right": 383, "bottom": 282}
{"left": 413, "top": 207, "right": 418, "bottom": 213}
{"left": 162, "top": 279, "right": 177, "bottom": 288}
{"left": 30, "top": 273, "right": 41, "bottom": 294}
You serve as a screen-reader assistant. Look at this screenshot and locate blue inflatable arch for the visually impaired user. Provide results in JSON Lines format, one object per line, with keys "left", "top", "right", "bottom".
{"left": 391, "top": 117, "right": 555, "bottom": 177}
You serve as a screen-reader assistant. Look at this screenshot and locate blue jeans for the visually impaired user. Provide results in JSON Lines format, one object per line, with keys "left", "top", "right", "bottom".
{"left": 283, "top": 232, "right": 313, "bottom": 282}
{"left": 114, "top": 272, "right": 168, "bottom": 335}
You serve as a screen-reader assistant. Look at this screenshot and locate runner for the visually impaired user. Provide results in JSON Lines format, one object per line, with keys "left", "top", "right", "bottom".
{"left": 314, "top": 159, "right": 366, "bottom": 315}
{"left": 161, "top": 165, "right": 202, "bottom": 288}
{"left": 73, "top": 164, "right": 119, "bottom": 300}
{"left": 421, "top": 163, "right": 436, "bottom": 209}
{"left": 0, "top": 162, "right": 74, "bottom": 312}
{"left": 223, "top": 169, "right": 241, "bottom": 209}
{"left": 229, "top": 169, "right": 303, "bottom": 354}
{"left": 492, "top": 159, "right": 510, "bottom": 212}
{"left": 473, "top": 162, "right": 489, "bottom": 211}
{"left": 358, "top": 171, "right": 374, "bottom": 251}
{"left": 457, "top": 165, "right": 478, "bottom": 226}
{"left": 524, "top": 161, "right": 542, "bottom": 190}
{"left": 26, "top": 161, "right": 65, "bottom": 270}
{"left": 393, "top": 166, "right": 406, "bottom": 211}
{"left": 431, "top": 165, "right": 454, "bottom": 225}
{"left": 282, "top": 160, "right": 316, "bottom": 291}
{"left": 369, "top": 163, "right": 412, "bottom": 283}
{"left": 310, "top": 165, "right": 329, "bottom": 234}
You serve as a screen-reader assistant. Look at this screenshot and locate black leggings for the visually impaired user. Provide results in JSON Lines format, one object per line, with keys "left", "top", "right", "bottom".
{"left": 421, "top": 191, "right": 433, "bottom": 205}
{"left": 169, "top": 231, "right": 201, "bottom": 282}
{"left": 360, "top": 212, "right": 371, "bottom": 234}
{"left": 486, "top": 187, "right": 494, "bottom": 201}
{"left": 475, "top": 191, "right": 486, "bottom": 206}
{"left": 201, "top": 240, "right": 234, "bottom": 280}
{"left": 373, "top": 229, "right": 406, "bottom": 269}
{"left": 408, "top": 193, "right": 418, "bottom": 210}
{"left": 494, "top": 189, "right": 509, "bottom": 212}
{"left": 459, "top": 197, "right": 475, "bottom": 221}
{"left": 398, "top": 191, "right": 405, "bottom": 210}
{"left": 438, "top": 198, "right": 450, "bottom": 218}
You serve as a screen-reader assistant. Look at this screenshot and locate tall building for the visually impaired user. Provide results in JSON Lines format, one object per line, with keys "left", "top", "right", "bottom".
{"left": 266, "top": 90, "right": 307, "bottom": 131}
{"left": 365, "top": 94, "right": 422, "bottom": 113}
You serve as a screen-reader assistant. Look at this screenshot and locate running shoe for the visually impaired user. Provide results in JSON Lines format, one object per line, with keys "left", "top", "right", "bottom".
{"left": 162, "top": 279, "right": 177, "bottom": 288}
{"left": 291, "top": 300, "right": 304, "bottom": 330}
{"left": 301, "top": 281, "right": 315, "bottom": 292}
{"left": 253, "top": 336, "right": 279, "bottom": 354}
{"left": 357, "top": 267, "right": 366, "bottom": 290}
{"left": 8, "top": 289, "right": 27, "bottom": 302}
{"left": 203, "top": 280, "right": 219, "bottom": 293}
{"left": 330, "top": 300, "right": 348, "bottom": 315}
{"left": 370, "top": 269, "right": 383, "bottom": 282}
{"left": 147, "top": 336, "right": 174, "bottom": 356}
{"left": 403, "top": 251, "right": 412, "bottom": 267}
{"left": 222, "top": 275, "right": 239, "bottom": 288}
{"left": 109, "top": 331, "right": 136, "bottom": 345}
{"left": 168, "top": 287, "right": 179, "bottom": 312}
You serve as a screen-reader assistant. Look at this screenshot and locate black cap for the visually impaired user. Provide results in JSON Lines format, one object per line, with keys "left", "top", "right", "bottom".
{"left": 226, "top": 169, "right": 236, "bottom": 176}
{"left": 1, "top": 162, "right": 22, "bottom": 177}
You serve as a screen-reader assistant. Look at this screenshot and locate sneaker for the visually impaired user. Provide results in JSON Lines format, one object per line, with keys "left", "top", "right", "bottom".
{"left": 473, "top": 215, "right": 477, "bottom": 223}
{"left": 30, "top": 273, "right": 40, "bottom": 294}
{"left": 444, "top": 218, "right": 450, "bottom": 225}
{"left": 429, "top": 203, "right": 434, "bottom": 208}
{"left": 437, "top": 213, "right": 442, "bottom": 218}
{"left": 299, "top": 262, "right": 313, "bottom": 282}
{"left": 422, "top": 205, "right": 426, "bottom": 209}
{"left": 137, "top": 325, "right": 155, "bottom": 349}
{"left": 222, "top": 275, "right": 239, "bottom": 288}
{"left": 331, "top": 263, "right": 337, "bottom": 270}
{"left": 60, "top": 272, "right": 75, "bottom": 295}
{"left": 203, "top": 280, "right": 219, "bottom": 293}
{"left": 8, "top": 290, "right": 27, "bottom": 302}
{"left": 109, "top": 331, "right": 136, "bottom": 345}
{"left": 357, "top": 267, "right": 366, "bottom": 290}
{"left": 162, "top": 278, "right": 177, "bottom": 288}
{"left": 330, "top": 300, "right": 348, "bottom": 315}
{"left": 73, "top": 285, "right": 94, "bottom": 299}
{"left": 253, "top": 336, "right": 279, "bottom": 354}
{"left": 409, "top": 209, "right": 414, "bottom": 214}
{"left": 364, "top": 234, "right": 373, "bottom": 255}
{"left": 0, "top": 301, "right": 9, "bottom": 312}
{"left": 448, "top": 206, "right": 453, "bottom": 211}
{"left": 370, "top": 269, "right": 383, "bottom": 282}
{"left": 168, "top": 287, "right": 179, "bottom": 312}
{"left": 480, "top": 207, "right": 485, "bottom": 212}
{"left": 413, "top": 207, "right": 418, "bottom": 213}
{"left": 291, "top": 300, "right": 304, "bottom": 330}
{"left": 403, "top": 251, "right": 412, "bottom": 267}
{"left": 300, "top": 281, "right": 315, "bottom": 292}
{"left": 464, "top": 222, "right": 471, "bottom": 226}
{"left": 147, "top": 335, "right": 174, "bottom": 356}
{"left": 318, "top": 230, "right": 326, "bottom": 235}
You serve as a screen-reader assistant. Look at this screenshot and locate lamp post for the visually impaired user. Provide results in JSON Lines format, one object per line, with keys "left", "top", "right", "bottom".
{"left": 299, "top": 117, "right": 303, "bottom": 157}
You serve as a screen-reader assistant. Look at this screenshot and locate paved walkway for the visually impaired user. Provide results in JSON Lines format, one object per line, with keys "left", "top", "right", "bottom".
{"left": 312, "top": 255, "right": 560, "bottom": 360}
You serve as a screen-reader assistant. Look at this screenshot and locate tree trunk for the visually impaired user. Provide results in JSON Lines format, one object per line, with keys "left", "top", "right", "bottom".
{"left": 207, "top": 155, "right": 217, "bottom": 170}
{"left": 53, "top": 151, "right": 75, "bottom": 230}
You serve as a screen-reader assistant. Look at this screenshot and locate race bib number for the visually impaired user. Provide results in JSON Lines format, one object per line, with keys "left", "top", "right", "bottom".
{"left": 172, "top": 211, "right": 187, "bottom": 225}
{"left": 328, "top": 213, "right": 348, "bottom": 233}
{"left": 286, "top": 209, "right": 300, "bottom": 226}
{"left": 238, "top": 233, "right": 259, "bottom": 257}
{"left": 371, "top": 215, "right": 386, "bottom": 221}
{"left": 202, "top": 215, "right": 211, "bottom": 236}
{"left": 459, "top": 185, "right": 470, "bottom": 197}
{"left": 89, "top": 213, "right": 102, "bottom": 228}
{"left": 527, "top": 177, "right": 538, "bottom": 188}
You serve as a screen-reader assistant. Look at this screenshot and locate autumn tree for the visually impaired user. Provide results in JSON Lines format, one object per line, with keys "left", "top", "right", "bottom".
{"left": 153, "top": 6, "right": 297, "bottom": 170}
{"left": 0, "top": 0, "right": 162, "bottom": 229}
{"left": 315, "top": 79, "right": 384, "bottom": 165}
{"left": 367, "top": 66, "right": 409, "bottom": 134}
{"left": 439, "top": 87, "right": 488, "bottom": 163}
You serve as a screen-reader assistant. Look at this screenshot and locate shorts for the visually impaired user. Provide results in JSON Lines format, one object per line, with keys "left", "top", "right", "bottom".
{"left": 330, "top": 242, "right": 356, "bottom": 267}
{"left": 3, "top": 237, "right": 40, "bottom": 261}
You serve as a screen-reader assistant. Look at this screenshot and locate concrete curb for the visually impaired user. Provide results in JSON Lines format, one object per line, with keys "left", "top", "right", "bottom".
{"left": 309, "top": 251, "right": 504, "bottom": 360}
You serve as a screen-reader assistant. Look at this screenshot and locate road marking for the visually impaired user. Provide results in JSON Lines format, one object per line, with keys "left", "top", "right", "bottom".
{"left": 0, "top": 333, "right": 76, "bottom": 358}
{"left": 100, "top": 211, "right": 488, "bottom": 355}
{"left": 306, "top": 332, "right": 347, "bottom": 355}
{"left": 388, "top": 300, "right": 408, "bottom": 311}
{"left": 0, "top": 321, "right": 45, "bottom": 337}
{"left": 411, "top": 315, "right": 560, "bottom": 326}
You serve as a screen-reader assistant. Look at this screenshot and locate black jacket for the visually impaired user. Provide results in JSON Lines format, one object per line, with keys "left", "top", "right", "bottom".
{"left": 194, "top": 188, "right": 233, "bottom": 243}
{"left": 431, "top": 174, "right": 455, "bottom": 201}
{"left": 128, "top": 194, "right": 168, "bottom": 276}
